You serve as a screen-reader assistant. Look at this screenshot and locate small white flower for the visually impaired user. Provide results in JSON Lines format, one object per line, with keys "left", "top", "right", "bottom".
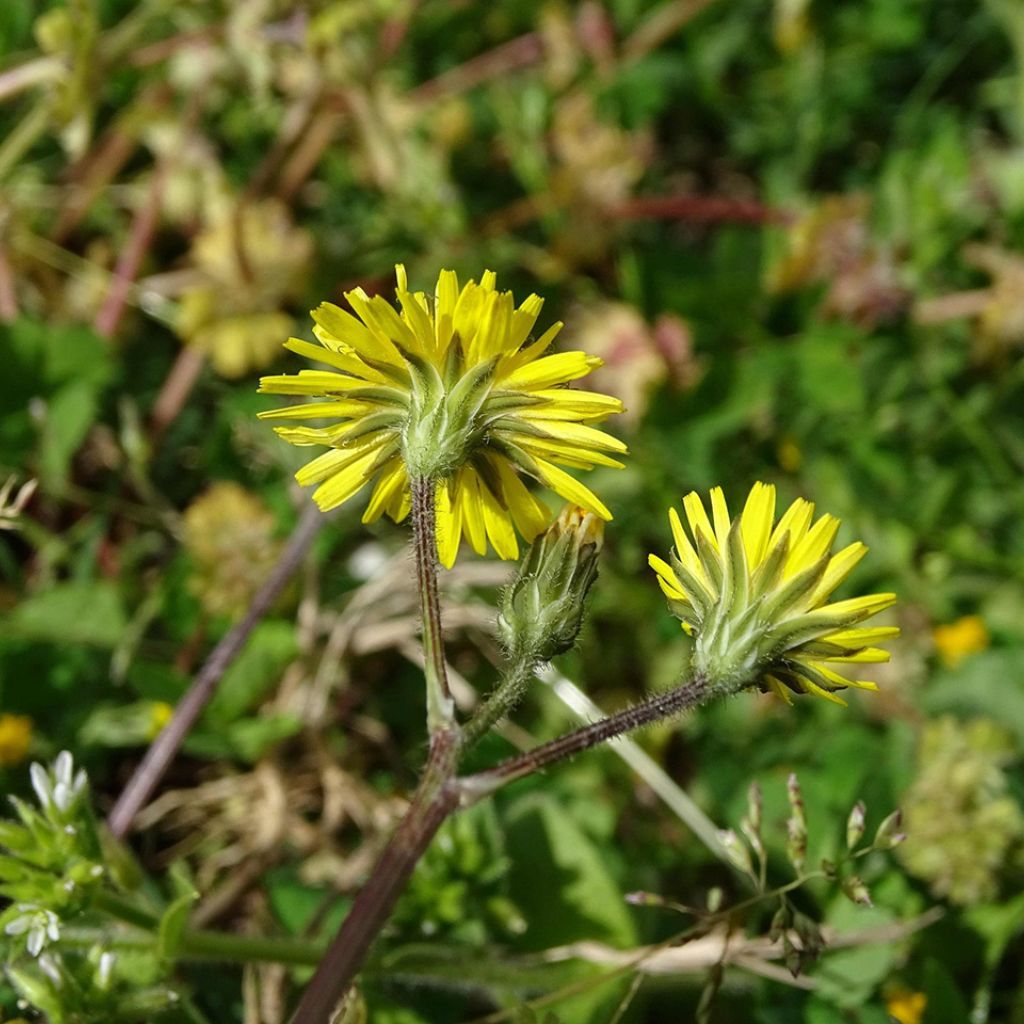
{"left": 5, "top": 905, "right": 60, "bottom": 957}
{"left": 38, "top": 953, "right": 61, "bottom": 984}
{"left": 28, "top": 752, "right": 87, "bottom": 818}
{"left": 29, "top": 762, "right": 53, "bottom": 812}
{"left": 96, "top": 950, "right": 115, "bottom": 990}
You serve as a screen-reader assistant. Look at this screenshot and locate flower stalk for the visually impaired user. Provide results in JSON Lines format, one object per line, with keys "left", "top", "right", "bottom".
{"left": 459, "top": 675, "right": 712, "bottom": 802}
{"left": 411, "top": 476, "right": 456, "bottom": 734}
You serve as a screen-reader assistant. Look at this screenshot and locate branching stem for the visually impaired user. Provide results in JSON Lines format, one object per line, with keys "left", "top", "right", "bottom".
{"left": 459, "top": 675, "right": 711, "bottom": 802}
{"left": 288, "top": 728, "right": 460, "bottom": 1024}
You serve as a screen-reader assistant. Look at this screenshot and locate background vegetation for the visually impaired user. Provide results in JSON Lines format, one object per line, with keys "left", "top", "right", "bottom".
{"left": 2, "top": 0, "right": 1024, "bottom": 1021}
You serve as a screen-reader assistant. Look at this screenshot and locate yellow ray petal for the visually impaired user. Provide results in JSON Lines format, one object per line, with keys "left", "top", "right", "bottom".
{"left": 827, "top": 626, "right": 900, "bottom": 646}
{"left": 312, "top": 301, "right": 403, "bottom": 366}
{"left": 435, "top": 479, "right": 463, "bottom": 569}
{"left": 765, "top": 676, "right": 794, "bottom": 705}
{"left": 362, "top": 459, "right": 407, "bottom": 524}
{"left": 459, "top": 469, "right": 488, "bottom": 555}
{"left": 769, "top": 498, "right": 814, "bottom": 551}
{"left": 740, "top": 482, "right": 776, "bottom": 569}
{"left": 519, "top": 388, "right": 624, "bottom": 421}
{"left": 310, "top": 447, "right": 380, "bottom": 511}
{"left": 809, "top": 542, "right": 867, "bottom": 604}
{"left": 503, "top": 352, "right": 601, "bottom": 391}
{"left": 815, "top": 593, "right": 897, "bottom": 620}
{"left": 535, "top": 460, "right": 612, "bottom": 520}
{"left": 258, "top": 369, "right": 377, "bottom": 396}
{"left": 786, "top": 514, "right": 839, "bottom": 577}
{"left": 683, "top": 491, "right": 717, "bottom": 551}
{"left": 489, "top": 456, "right": 549, "bottom": 540}
{"left": 709, "top": 487, "right": 731, "bottom": 549}
{"left": 527, "top": 421, "right": 628, "bottom": 454}
{"left": 817, "top": 647, "right": 891, "bottom": 664}
{"left": 508, "top": 294, "right": 544, "bottom": 351}
{"left": 257, "top": 400, "right": 370, "bottom": 421}
{"left": 478, "top": 480, "right": 519, "bottom": 560}
{"left": 668, "top": 507, "right": 706, "bottom": 583}
{"left": 282, "top": 338, "right": 387, "bottom": 382}
{"left": 648, "top": 554, "right": 687, "bottom": 599}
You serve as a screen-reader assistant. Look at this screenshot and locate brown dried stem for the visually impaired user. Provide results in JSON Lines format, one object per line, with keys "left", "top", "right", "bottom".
{"left": 106, "top": 503, "right": 324, "bottom": 839}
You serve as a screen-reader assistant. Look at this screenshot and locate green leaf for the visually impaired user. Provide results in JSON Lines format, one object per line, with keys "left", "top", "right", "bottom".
{"left": 964, "top": 891, "right": 1024, "bottom": 971}
{"left": 6, "top": 580, "right": 127, "bottom": 648}
{"left": 158, "top": 890, "right": 199, "bottom": 961}
{"left": 924, "top": 650, "right": 1024, "bottom": 746}
{"left": 920, "top": 957, "right": 970, "bottom": 1024}
{"left": 812, "top": 902, "right": 896, "bottom": 1009}
{"left": 504, "top": 792, "right": 636, "bottom": 950}
{"left": 794, "top": 325, "right": 867, "bottom": 416}
{"left": 202, "top": 621, "right": 298, "bottom": 726}
{"left": 38, "top": 380, "right": 101, "bottom": 485}
{"left": 0, "top": 319, "right": 114, "bottom": 479}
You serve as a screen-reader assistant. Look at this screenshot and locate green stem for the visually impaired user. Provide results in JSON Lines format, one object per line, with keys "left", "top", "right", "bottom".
{"left": 0, "top": 100, "right": 50, "bottom": 183}
{"left": 462, "top": 653, "right": 536, "bottom": 749}
{"left": 410, "top": 476, "right": 456, "bottom": 735}
{"left": 91, "top": 889, "right": 326, "bottom": 966}
{"left": 92, "top": 889, "right": 157, "bottom": 930}
{"left": 181, "top": 929, "right": 324, "bottom": 967}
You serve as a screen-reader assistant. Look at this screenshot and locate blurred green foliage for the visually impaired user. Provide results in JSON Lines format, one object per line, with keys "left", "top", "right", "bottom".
{"left": 3, "top": 0, "right": 1024, "bottom": 1021}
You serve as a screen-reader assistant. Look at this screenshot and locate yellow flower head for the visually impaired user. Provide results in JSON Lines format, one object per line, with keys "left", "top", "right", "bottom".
{"left": 649, "top": 482, "right": 898, "bottom": 704}
{"left": 885, "top": 989, "right": 927, "bottom": 1024}
{"left": 259, "top": 266, "right": 625, "bottom": 566}
{"left": 932, "top": 614, "right": 988, "bottom": 668}
{"left": 0, "top": 714, "right": 33, "bottom": 767}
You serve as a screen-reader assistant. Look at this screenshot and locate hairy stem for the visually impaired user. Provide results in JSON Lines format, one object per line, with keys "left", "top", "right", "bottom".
{"left": 411, "top": 476, "right": 456, "bottom": 733}
{"left": 289, "top": 729, "right": 460, "bottom": 1024}
{"left": 462, "top": 653, "right": 537, "bottom": 749}
{"left": 460, "top": 675, "right": 711, "bottom": 801}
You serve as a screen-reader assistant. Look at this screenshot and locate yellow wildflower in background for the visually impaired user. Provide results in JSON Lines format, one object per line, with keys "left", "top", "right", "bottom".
{"left": 259, "top": 266, "right": 625, "bottom": 566}
{"left": 183, "top": 482, "right": 283, "bottom": 618}
{"left": 650, "top": 482, "right": 898, "bottom": 703}
{"left": 932, "top": 614, "right": 989, "bottom": 668}
{"left": 0, "top": 714, "right": 33, "bottom": 766}
{"left": 146, "top": 702, "right": 175, "bottom": 740}
{"left": 885, "top": 990, "right": 926, "bottom": 1024}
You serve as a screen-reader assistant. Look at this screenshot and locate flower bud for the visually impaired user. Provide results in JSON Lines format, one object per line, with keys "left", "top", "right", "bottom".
{"left": 716, "top": 829, "right": 754, "bottom": 877}
{"left": 499, "top": 506, "right": 604, "bottom": 660}
{"left": 846, "top": 800, "right": 866, "bottom": 850}
{"left": 842, "top": 875, "right": 873, "bottom": 907}
{"left": 786, "top": 773, "right": 808, "bottom": 873}
{"left": 872, "top": 808, "right": 906, "bottom": 850}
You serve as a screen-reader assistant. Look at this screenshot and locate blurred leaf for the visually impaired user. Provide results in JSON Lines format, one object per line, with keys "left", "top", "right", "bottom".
{"left": 812, "top": 903, "right": 896, "bottom": 1009}
{"left": 920, "top": 957, "right": 970, "bottom": 1024}
{"left": 157, "top": 890, "right": 198, "bottom": 961}
{"left": 504, "top": 792, "right": 636, "bottom": 950}
{"left": 201, "top": 621, "right": 297, "bottom": 727}
{"left": 6, "top": 580, "right": 126, "bottom": 648}
{"left": 963, "top": 890, "right": 1024, "bottom": 970}
{"left": 925, "top": 650, "right": 1024, "bottom": 745}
